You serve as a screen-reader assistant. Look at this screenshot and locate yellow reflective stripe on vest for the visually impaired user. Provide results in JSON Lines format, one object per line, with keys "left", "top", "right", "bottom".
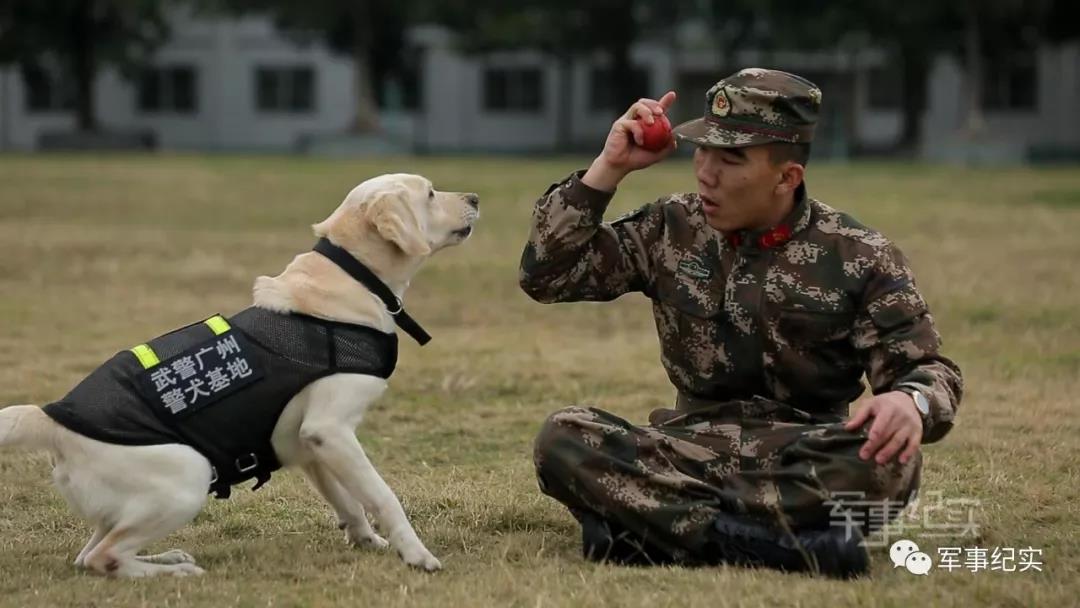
{"left": 204, "top": 315, "right": 230, "bottom": 335}
{"left": 130, "top": 316, "right": 228, "bottom": 368}
{"left": 130, "top": 344, "right": 160, "bottom": 369}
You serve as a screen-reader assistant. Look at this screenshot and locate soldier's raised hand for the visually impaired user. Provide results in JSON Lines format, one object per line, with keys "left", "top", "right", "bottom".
{"left": 582, "top": 91, "right": 677, "bottom": 192}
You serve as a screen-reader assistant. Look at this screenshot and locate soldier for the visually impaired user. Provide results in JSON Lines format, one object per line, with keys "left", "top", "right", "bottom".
{"left": 519, "top": 68, "right": 963, "bottom": 578}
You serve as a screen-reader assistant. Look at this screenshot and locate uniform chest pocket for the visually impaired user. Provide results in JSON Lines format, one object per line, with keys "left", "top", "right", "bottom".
{"left": 777, "top": 307, "right": 855, "bottom": 344}
{"left": 654, "top": 272, "right": 724, "bottom": 320}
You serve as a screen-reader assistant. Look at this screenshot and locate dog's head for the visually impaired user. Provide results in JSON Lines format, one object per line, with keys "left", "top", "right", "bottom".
{"left": 314, "top": 174, "right": 479, "bottom": 260}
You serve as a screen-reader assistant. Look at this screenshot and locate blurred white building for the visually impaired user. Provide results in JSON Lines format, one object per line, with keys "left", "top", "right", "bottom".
{"left": 0, "top": 11, "right": 357, "bottom": 152}
{"left": 1, "top": 12, "right": 1078, "bottom": 161}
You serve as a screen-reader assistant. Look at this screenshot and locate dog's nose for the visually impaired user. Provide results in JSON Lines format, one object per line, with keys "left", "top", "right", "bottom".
{"left": 465, "top": 193, "right": 479, "bottom": 209}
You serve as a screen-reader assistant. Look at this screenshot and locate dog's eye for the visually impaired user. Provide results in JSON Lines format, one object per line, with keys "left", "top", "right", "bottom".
{"left": 428, "top": 189, "right": 435, "bottom": 200}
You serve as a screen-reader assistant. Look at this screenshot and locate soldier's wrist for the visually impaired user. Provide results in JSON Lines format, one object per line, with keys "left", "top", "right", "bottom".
{"left": 582, "top": 158, "right": 627, "bottom": 193}
{"left": 895, "top": 383, "right": 932, "bottom": 425}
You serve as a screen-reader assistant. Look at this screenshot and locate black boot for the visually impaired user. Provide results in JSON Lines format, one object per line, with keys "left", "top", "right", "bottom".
{"left": 704, "top": 512, "right": 870, "bottom": 579}
{"left": 580, "top": 512, "right": 674, "bottom": 566}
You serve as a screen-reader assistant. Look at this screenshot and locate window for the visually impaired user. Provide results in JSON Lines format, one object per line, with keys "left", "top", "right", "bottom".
{"left": 23, "top": 66, "right": 75, "bottom": 113}
{"left": 867, "top": 66, "right": 901, "bottom": 110}
{"left": 865, "top": 62, "right": 929, "bottom": 112}
{"left": 377, "top": 50, "right": 423, "bottom": 111}
{"left": 378, "top": 70, "right": 422, "bottom": 111}
{"left": 255, "top": 66, "right": 316, "bottom": 113}
{"left": 589, "top": 66, "right": 651, "bottom": 111}
{"left": 982, "top": 53, "right": 1037, "bottom": 111}
{"left": 138, "top": 66, "right": 197, "bottom": 113}
{"left": 483, "top": 67, "right": 543, "bottom": 112}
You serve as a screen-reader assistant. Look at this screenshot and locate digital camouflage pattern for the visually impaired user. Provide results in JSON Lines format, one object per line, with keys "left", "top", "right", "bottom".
{"left": 520, "top": 174, "right": 963, "bottom": 436}
{"left": 519, "top": 171, "right": 963, "bottom": 555}
{"left": 673, "top": 68, "right": 821, "bottom": 147}
{"left": 533, "top": 401, "right": 920, "bottom": 563}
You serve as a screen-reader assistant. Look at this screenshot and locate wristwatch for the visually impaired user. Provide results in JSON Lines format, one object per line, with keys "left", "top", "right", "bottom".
{"left": 896, "top": 383, "right": 931, "bottom": 420}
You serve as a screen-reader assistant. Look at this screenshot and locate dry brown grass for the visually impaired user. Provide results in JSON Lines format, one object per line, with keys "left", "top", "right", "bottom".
{"left": 0, "top": 154, "right": 1078, "bottom": 607}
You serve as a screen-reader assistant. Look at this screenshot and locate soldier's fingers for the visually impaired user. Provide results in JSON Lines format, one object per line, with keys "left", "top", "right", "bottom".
{"left": 615, "top": 119, "right": 645, "bottom": 146}
{"left": 859, "top": 408, "right": 894, "bottom": 459}
{"left": 844, "top": 404, "right": 873, "bottom": 431}
{"left": 658, "top": 91, "right": 677, "bottom": 111}
{"left": 635, "top": 97, "right": 669, "bottom": 118}
{"left": 636, "top": 97, "right": 664, "bottom": 113}
{"left": 875, "top": 430, "right": 909, "bottom": 465}
{"left": 630, "top": 97, "right": 665, "bottom": 111}
{"left": 624, "top": 102, "right": 656, "bottom": 124}
{"left": 866, "top": 407, "right": 894, "bottom": 441}
{"left": 899, "top": 432, "right": 922, "bottom": 465}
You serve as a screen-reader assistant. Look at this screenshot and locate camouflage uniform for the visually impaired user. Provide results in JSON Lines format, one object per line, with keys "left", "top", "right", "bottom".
{"left": 519, "top": 68, "right": 963, "bottom": 564}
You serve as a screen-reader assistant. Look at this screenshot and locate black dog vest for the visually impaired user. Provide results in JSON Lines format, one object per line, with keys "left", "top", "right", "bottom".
{"left": 43, "top": 308, "right": 397, "bottom": 498}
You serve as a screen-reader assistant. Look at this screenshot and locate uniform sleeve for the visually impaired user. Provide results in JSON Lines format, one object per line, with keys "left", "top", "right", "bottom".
{"left": 851, "top": 243, "right": 964, "bottom": 443}
{"left": 518, "top": 170, "right": 665, "bottom": 303}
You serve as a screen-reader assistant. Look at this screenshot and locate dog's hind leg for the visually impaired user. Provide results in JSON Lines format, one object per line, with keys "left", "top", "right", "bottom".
{"left": 74, "top": 526, "right": 191, "bottom": 567}
{"left": 81, "top": 489, "right": 206, "bottom": 578}
{"left": 74, "top": 526, "right": 195, "bottom": 568}
{"left": 303, "top": 462, "right": 388, "bottom": 550}
{"left": 84, "top": 527, "right": 204, "bottom": 578}
{"left": 74, "top": 526, "right": 107, "bottom": 567}
{"left": 135, "top": 549, "right": 197, "bottom": 565}
{"left": 58, "top": 442, "right": 212, "bottom": 577}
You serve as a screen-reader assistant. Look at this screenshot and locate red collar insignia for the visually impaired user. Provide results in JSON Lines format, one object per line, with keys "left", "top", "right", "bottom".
{"left": 726, "top": 223, "right": 793, "bottom": 250}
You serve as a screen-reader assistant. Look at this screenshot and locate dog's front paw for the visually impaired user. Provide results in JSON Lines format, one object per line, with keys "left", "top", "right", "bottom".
{"left": 346, "top": 529, "right": 390, "bottom": 550}
{"left": 400, "top": 547, "right": 442, "bottom": 572}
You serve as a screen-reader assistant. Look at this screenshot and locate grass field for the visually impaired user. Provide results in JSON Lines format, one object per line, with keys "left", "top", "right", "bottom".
{"left": 0, "top": 154, "right": 1078, "bottom": 607}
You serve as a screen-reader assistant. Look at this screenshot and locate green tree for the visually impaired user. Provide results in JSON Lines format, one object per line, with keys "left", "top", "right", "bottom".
{"left": 0, "top": 0, "right": 172, "bottom": 131}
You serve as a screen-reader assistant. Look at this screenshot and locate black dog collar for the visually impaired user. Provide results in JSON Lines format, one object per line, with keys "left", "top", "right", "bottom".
{"left": 313, "top": 238, "right": 432, "bottom": 346}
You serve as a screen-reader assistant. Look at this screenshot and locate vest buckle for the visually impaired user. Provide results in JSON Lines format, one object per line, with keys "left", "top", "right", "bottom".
{"left": 235, "top": 453, "right": 259, "bottom": 473}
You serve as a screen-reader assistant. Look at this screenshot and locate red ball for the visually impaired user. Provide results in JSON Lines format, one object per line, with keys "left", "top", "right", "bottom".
{"left": 637, "top": 114, "right": 672, "bottom": 152}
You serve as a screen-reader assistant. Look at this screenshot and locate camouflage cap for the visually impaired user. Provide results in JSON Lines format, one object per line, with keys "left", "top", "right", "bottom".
{"left": 673, "top": 68, "right": 822, "bottom": 148}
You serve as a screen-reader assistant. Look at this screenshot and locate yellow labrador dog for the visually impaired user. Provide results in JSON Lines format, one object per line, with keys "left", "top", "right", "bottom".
{"left": 0, "top": 173, "right": 478, "bottom": 577}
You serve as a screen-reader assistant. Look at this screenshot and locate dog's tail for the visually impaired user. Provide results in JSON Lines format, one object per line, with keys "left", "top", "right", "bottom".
{"left": 0, "top": 405, "right": 56, "bottom": 452}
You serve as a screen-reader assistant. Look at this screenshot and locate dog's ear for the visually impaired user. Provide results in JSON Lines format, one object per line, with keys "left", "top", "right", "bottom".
{"left": 366, "top": 190, "right": 431, "bottom": 257}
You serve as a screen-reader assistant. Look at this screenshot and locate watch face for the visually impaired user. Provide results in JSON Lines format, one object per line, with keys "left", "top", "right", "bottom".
{"left": 913, "top": 391, "right": 930, "bottom": 416}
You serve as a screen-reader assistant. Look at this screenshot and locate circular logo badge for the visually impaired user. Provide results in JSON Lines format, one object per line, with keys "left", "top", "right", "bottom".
{"left": 712, "top": 87, "right": 731, "bottom": 117}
